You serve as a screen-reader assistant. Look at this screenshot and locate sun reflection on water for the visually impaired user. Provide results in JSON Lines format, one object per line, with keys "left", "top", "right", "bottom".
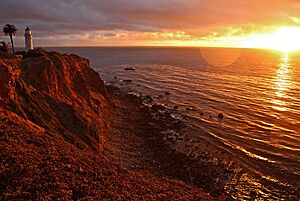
{"left": 271, "top": 54, "right": 292, "bottom": 111}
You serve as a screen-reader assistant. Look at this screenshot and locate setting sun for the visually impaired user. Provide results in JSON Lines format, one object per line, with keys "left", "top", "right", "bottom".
{"left": 244, "top": 27, "right": 300, "bottom": 53}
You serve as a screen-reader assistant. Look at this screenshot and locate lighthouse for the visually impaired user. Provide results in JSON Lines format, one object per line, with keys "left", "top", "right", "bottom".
{"left": 24, "top": 27, "right": 33, "bottom": 51}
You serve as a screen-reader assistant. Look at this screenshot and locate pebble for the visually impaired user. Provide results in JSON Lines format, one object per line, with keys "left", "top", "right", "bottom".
{"left": 218, "top": 113, "right": 224, "bottom": 119}
{"left": 185, "top": 107, "right": 195, "bottom": 111}
{"left": 173, "top": 105, "right": 179, "bottom": 110}
{"left": 124, "top": 67, "right": 136, "bottom": 71}
{"left": 79, "top": 167, "right": 84, "bottom": 173}
{"left": 123, "top": 80, "right": 133, "bottom": 83}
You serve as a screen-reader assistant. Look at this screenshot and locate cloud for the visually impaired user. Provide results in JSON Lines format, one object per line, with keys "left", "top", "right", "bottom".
{"left": 290, "top": 16, "right": 300, "bottom": 24}
{"left": 0, "top": 0, "right": 300, "bottom": 46}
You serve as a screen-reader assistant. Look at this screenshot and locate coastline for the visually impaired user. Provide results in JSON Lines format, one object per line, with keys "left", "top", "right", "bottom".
{"left": 0, "top": 51, "right": 221, "bottom": 200}
{"left": 0, "top": 50, "right": 298, "bottom": 200}
{"left": 103, "top": 75, "right": 300, "bottom": 200}
{"left": 105, "top": 85, "right": 237, "bottom": 195}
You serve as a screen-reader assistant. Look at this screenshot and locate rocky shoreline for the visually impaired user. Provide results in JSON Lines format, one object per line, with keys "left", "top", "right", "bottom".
{"left": 105, "top": 85, "right": 238, "bottom": 195}
{"left": 103, "top": 67, "right": 300, "bottom": 200}
{"left": 0, "top": 51, "right": 222, "bottom": 200}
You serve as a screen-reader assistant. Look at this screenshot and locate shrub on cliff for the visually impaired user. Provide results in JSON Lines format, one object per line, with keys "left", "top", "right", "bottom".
{"left": 23, "top": 47, "right": 47, "bottom": 58}
{"left": 0, "top": 41, "right": 10, "bottom": 53}
{"left": 0, "top": 51, "right": 17, "bottom": 59}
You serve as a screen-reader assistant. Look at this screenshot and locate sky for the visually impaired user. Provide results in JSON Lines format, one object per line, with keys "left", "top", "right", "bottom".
{"left": 1, "top": 0, "right": 300, "bottom": 48}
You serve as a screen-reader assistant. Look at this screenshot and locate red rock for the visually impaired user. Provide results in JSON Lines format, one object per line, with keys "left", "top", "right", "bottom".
{"left": 0, "top": 51, "right": 111, "bottom": 151}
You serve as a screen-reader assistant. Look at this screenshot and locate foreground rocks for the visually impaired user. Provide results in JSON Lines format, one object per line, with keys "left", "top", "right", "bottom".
{"left": 0, "top": 108, "right": 217, "bottom": 200}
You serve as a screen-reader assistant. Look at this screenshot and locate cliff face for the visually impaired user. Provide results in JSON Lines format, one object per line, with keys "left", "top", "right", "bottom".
{"left": 0, "top": 56, "right": 19, "bottom": 102}
{"left": 0, "top": 52, "right": 110, "bottom": 150}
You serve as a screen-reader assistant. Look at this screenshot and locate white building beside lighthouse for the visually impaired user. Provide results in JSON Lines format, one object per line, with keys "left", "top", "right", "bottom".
{"left": 24, "top": 27, "right": 33, "bottom": 51}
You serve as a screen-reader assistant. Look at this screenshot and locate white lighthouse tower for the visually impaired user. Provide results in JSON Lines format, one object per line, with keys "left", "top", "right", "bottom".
{"left": 24, "top": 27, "right": 33, "bottom": 51}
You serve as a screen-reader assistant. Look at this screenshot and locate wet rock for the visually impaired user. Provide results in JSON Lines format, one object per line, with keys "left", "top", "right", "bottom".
{"left": 249, "top": 191, "right": 257, "bottom": 201}
{"left": 218, "top": 113, "right": 224, "bottom": 119}
{"left": 173, "top": 105, "right": 179, "bottom": 110}
{"left": 170, "top": 113, "right": 182, "bottom": 120}
{"left": 123, "top": 80, "right": 133, "bottom": 83}
{"left": 144, "top": 95, "right": 153, "bottom": 101}
{"left": 128, "top": 92, "right": 140, "bottom": 97}
{"left": 143, "top": 101, "right": 154, "bottom": 108}
{"left": 124, "top": 67, "right": 136, "bottom": 71}
{"left": 152, "top": 104, "right": 165, "bottom": 111}
{"left": 185, "top": 107, "right": 195, "bottom": 111}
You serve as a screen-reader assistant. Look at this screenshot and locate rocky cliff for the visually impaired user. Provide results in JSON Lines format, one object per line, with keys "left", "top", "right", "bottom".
{"left": 0, "top": 51, "right": 110, "bottom": 151}
{"left": 0, "top": 51, "right": 218, "bottom": 200}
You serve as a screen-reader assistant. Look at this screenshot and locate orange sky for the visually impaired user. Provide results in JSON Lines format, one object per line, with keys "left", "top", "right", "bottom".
{"left": 1, "top": 0, "right": 300, "bottom": 50}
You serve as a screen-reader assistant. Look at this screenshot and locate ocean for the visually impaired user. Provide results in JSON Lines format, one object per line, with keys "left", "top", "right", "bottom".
{"left": 47, "top": 46, "right": 300, "bottom": 198}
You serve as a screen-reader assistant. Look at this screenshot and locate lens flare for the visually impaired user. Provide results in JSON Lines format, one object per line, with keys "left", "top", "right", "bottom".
{"left": 200, "top": 48, "right": 241, "bottom": 67}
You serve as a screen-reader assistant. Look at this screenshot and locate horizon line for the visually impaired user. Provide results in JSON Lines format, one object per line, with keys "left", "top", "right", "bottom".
{"left": 14, "top": 45, "right": 283, "bottom": 51}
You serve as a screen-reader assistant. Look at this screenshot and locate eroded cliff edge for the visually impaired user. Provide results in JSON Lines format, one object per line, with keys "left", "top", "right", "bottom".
{"left": 0, "top": 51, "right": 110, "bottom": 151}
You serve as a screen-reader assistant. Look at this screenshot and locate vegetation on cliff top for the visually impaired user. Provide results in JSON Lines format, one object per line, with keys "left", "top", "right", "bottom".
{"left": 2, "top": 24, "right": 17, "bottom": 54}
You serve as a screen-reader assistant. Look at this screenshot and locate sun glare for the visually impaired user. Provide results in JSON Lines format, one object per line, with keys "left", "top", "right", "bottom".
{"left": 244, "top": 27, "right": 300, "bottom": 53}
